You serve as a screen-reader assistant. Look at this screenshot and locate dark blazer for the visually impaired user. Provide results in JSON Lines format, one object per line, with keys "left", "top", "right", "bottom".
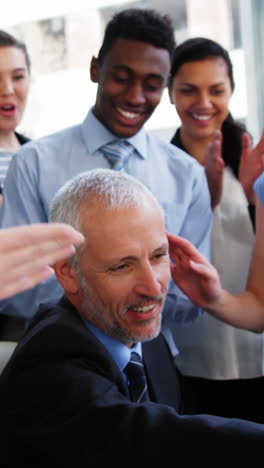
{"left": 1, "top": 296, "right": 264, "bottom": 467}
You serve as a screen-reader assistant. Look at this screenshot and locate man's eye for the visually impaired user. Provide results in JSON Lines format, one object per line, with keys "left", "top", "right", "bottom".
{"left": 145, "top": 83, "right": 162, "bottom": 92}
{"left": 113, "top": 73, "right": 130, "bottom": 83}
{"left": 154, "top": 252, "right": 169, "bottom": 261}
{"left": 116, "top": 77, "right": 128, "bottom": 82}
{"left": 111, "top": 264, "right": 128, "bottom": 272}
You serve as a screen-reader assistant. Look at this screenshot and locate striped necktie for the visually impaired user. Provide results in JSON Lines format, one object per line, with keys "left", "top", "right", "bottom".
{"left": 100, "top": 140, "right": 134, "bottom": 171}
{"left": 124, "top": 352, "right": 150, "bottom": 403}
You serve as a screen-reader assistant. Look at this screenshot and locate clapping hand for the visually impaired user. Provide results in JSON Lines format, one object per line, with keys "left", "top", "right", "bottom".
{"left": 204, "top": 129, "right": 225, "bottom": 209}
{"left": 239, "top": 131, "right": 264, "bottom": 204}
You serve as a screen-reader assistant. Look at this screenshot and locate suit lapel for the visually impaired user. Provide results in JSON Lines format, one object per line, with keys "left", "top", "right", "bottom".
{"left": 142, "top": 334, "right": 183, "bottom": 412}
{"left": 30, "top": 296, "right": 130, "bottom": 400}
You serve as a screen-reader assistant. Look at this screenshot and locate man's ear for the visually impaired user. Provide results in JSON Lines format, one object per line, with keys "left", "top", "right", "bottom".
{"left": 53, "top": 259, "right": 80, "bottom": 295}
{"left": 90, "top": 56, "right": 100, "bottom": 83}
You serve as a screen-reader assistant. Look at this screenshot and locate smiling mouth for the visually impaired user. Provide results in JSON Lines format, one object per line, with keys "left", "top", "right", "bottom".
{"left": 0, "top": 104, "right": 16, "bottom": 111}
{"left": 130, "top": 304, "right": 155, "bottom": 313}
{"left": 191, "top": 113, "right": 214, "bottom": 121}
{"left": 116, "top": 107, "right": 142, "bottom": 120}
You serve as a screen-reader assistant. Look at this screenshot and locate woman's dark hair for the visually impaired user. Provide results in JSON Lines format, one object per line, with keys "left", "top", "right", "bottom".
{"left": 98, "top": 8, "right": 176, "bottom": 64}
{"left": 169, "top": 37, "right": 234, "bottom": 90}
{"left": 0, "top": 30, "right": 31, "bottom": 71}
{"left": 170, "top": 37, "right": 245, "bottom": 178}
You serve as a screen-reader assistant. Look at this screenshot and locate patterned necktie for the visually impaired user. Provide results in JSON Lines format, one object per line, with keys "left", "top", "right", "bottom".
{"left": 100, "top": 140, "right": 134, "bottom": 171}
{"left": 124, "top": 352, "right": 150, "bottom": 403}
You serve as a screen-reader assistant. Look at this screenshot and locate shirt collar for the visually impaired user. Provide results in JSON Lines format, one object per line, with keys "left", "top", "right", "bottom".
{"left": 81, "top": 108, "right": 147, "bottom": 160}
{"left": 84, "top": 320, "right": 142, "bottom": 372}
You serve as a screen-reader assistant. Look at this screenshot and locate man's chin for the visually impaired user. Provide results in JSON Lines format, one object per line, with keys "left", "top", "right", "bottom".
{"left": 110, "top": 126, "right": 141, "bottom": 139}
{"left": 131, "top": 324, "right": 161, "bottom": 343}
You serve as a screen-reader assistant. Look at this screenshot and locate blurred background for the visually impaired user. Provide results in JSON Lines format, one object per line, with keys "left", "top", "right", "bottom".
{"left": 1, "top": 0, "right": 263, "bottom": 143}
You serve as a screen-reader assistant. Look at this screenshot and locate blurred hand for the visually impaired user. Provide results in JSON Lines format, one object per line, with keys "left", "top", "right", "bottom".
{"left": 0, "top": 223, "right": 84, "bottom": 300}
{"left": 168, "top": 232, "right": 222, "bottom": 308}
{"left": 239, "top": 131, "right": 264, "bottom": 204}
{"left": 204, "top": 129, "right": 225, "bottom": 209}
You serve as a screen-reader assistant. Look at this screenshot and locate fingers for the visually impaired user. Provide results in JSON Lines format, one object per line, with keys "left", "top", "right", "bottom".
{"left": 0, "top": 266, "right": 55, "bottom": 301}
{"left": 255, "top": 129, "right": 264, "bottom": 152}
{"left": 0, "top": 223, "right": 84, "bottom": 254}
{"left": 205, "top": 130, "right": 224, "bottom": 169}
{"left": 211, "top": 129, "right": 223, "bottom": 154}
{"left": 241, "top": 132, "right": 251, "bottom": 156}
{"left": 167, "top": 232, "right": 210, "bottom": 266}
{"left": 241, "top": 131, "right": 264, "bottom": 161}
{"left": 189, "top": 260, "right": 218, "bottom": 278}
{"left": 211, "top": 129, "right": 222, "bottom": 144}
{"left": 0, "top": 223, "right": 85, "bottom": 300}
{"left": 0, "top": 242, "right": 77, "bottom": 278}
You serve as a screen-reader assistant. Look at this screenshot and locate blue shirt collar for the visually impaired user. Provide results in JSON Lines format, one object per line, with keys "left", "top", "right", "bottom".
{"left": 85, "top": 320, "right": 142, "bottom": 373}
{"left": 81, "top": 108, "right": 147, "bottom": 160}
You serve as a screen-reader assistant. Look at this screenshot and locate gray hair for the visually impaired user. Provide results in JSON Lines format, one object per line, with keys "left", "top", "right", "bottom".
{"left": 49, "top": 169, "right": 164, "bottom": 267}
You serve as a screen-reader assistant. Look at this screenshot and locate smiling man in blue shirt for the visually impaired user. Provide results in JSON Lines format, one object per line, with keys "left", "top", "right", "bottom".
{"left": 0, "top": 8, "right": 211, "bottom": 354}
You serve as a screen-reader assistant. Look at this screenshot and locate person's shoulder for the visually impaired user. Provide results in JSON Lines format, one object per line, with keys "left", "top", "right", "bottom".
{"left": 27, "top": 297, "right": 82, "bottom": 335}
{"left": 13, "top": 122, "right": 83, "bottom": 161}
{"left": 5, "top": 299, "right": 85, "bottom": 362}
{"left": 147, "top": 132, "right": 202, "bottom": 170}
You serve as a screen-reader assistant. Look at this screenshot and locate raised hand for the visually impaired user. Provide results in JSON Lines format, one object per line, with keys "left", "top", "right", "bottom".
{"left": 168, "top": 232, "right": 222, "bottom": 308}
{"left": 239, "top": 131, "right": 264, "bottom": 204}
{"left": 0, "top": 223, "right": 84, "bottom": 300}
{"left": 204, "top": 129, "right": 225, "bottom": 209}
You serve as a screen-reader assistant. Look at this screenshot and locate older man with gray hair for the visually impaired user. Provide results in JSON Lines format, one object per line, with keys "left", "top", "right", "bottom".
{"left": 1, "top": 168, "right": 264, "bottom": 467}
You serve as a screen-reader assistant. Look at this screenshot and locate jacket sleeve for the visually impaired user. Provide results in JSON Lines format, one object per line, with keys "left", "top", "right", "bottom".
{"left": 4, "top": 355, "right": 264, "bottom": 467}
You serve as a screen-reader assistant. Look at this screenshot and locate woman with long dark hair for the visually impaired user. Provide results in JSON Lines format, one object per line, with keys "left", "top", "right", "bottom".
{"left": 168, "top": 37, "right": 264, "bottom": 417}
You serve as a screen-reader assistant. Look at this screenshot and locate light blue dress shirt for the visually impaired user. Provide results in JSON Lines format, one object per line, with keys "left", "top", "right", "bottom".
{"left": 85, "top": 321, "right": 142, "bottom": 381}
{"left": 254, "top": 172, "right": 264, "bottom": 204}
{"left": 0, "top": 109, "right": 212, "bottom": 355}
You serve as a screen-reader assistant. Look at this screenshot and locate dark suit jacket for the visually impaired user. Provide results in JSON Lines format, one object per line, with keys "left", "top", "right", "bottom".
{"left": 1, "top": 296, "right": 264, "bottom": 467}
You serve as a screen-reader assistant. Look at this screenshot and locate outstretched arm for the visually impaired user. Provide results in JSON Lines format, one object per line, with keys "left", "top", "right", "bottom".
{"left": 0, "top": 223, "right": 84, "bottom": 300}
{"left": 168, "top": 230, "right": 264, "bottom": 332}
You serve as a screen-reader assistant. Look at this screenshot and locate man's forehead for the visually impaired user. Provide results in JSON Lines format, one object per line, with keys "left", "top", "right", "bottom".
{"left": 81, "top": 200, "right": 166, "bottom": 240}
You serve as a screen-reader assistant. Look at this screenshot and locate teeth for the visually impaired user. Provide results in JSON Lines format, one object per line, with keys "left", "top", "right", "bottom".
{"left": 192, "top": 113, "right": 212, "bottom": 121}
{"left": 117, "top": 108, "right": 139, "bottom": 119}
{"left": 132, "top": 304, "right": 154, "bottom": 313}
{"left": 2, "top": 105, "right": 13, "bottom": 110}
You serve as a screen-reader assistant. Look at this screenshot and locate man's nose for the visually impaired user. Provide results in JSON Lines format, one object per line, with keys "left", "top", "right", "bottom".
{"left": 125, "top": 81, "right": 146, "bottom": 105}
{"left": 134, "top": 264, "right": 162, "bottom": 297}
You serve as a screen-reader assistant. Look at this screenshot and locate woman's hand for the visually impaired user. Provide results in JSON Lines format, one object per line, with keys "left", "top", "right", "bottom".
{"left": 239, "top": 131, "right": 264, "bottom": 204}
{"left": 204, "top": 129, "right": 225, "bottom": 209}
{"left": 168, "top": 232, "right": 222, "bottom": 308}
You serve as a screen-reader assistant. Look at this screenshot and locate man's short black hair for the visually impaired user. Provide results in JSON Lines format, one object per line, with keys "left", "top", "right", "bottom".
{"left": 98, "top": 8, "right": 176, "bottom": 64}
{"left": 0, "top": 29, "right": 31, "bottom": 70}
